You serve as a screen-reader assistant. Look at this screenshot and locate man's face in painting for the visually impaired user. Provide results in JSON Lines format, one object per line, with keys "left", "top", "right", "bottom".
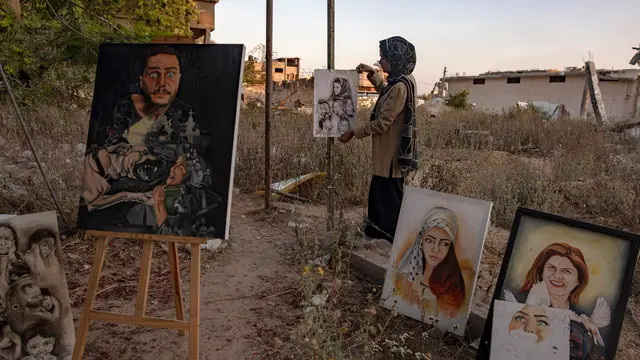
{"left": 140, "top": 53, "right": 181, "bottom": 107}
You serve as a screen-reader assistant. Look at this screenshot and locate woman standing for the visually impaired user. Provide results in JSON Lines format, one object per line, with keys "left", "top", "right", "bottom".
{"left": 339, "top": 36, "right": 418, "bottom": 243}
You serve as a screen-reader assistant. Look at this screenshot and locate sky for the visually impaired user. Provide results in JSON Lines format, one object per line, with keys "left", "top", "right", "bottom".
{"left": 214, "top": 0, "right": 640, "bottom": 94}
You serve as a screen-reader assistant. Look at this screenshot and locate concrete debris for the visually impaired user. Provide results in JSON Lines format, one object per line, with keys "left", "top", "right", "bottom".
{"left": 417, "top": 98, "right": 446, "bottom": 118}
{"left": 517, "top": 101, "right": 569, "bottom": 120}
{"left": 626, "top": 127, "right": 640, "bottom": 138}
{"left": 75, "top": 143, "right": 86, "bottom": 157}
{"left": 287, "top": 221, "right": 309, "bottom": 229}
{"left": 201, "top": 239, "right": 229, "bottom": 252}
{"left": 310, "top": 290, "right": 328, "bottom": 307}
{"left": 309, "top": 254, "right": 331, "bottom": 267}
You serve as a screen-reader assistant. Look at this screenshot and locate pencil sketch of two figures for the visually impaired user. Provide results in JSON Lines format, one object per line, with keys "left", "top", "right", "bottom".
{"left": 314, "top": 70, "right": 358, "bottom": 137}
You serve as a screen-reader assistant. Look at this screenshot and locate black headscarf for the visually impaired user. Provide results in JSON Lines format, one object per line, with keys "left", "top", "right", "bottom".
{"left": 371, "top": 36, "right": 419, "bottom": 174}
{"left": 380, "top": 36, "right": 417, "bottom": 81}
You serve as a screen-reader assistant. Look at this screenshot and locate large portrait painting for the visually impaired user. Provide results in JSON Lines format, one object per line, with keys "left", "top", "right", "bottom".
{"left": 380, "top": 187, "right": 492, "bottom": 336}
{"left": 313, "top": 69, "right": 358, "bottom": 137}
{"left": 477, "top": 208, "right": 640, "bottom": 360}
{"left": 0, "top": 211, "right": 75, "bottom": 360}
{"left": 78, "top": 44, "right": 245, "bottom": 239}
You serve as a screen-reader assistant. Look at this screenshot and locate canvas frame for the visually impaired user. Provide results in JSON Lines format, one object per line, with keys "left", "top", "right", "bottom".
{"left": 476, "top": 207, "right": 640, "bottom": 360}
{"left": 77, "top": 43, "right": 245, "bottom": 240}
{"left": 380, "top": 186, "right": 493, "bottom": 336}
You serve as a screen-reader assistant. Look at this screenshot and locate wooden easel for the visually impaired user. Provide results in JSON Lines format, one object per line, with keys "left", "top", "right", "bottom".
{"left": 72, "top": 230, "right": 205, "bottom": 360}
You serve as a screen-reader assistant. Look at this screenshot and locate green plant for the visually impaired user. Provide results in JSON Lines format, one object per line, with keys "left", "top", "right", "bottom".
{"left": 243, "top": 59, "right": 263, "bottom": 85}
{"left": 445, "top": 89, "right": 471, "bottom": 110}
{"left": 0, "top": 0, "right": 198, "bottom": 105}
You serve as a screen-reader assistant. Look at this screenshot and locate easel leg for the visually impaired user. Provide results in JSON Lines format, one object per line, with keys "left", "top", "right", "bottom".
{"left": 168, "top": 242, "right": 186, "bottom": 335}
{"left": 135, "top": 240, "right": 155, "bottom": 317}
{"left": 72, "top": 237, "right": 110, "bottom": 360}
{"left": 188, "top": 244, "right": 201, "bottom": 360}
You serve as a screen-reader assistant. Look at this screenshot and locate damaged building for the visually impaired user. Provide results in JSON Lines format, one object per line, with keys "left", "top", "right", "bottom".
{"left": 444, "top": 67, "right": 640, "bottom": 121}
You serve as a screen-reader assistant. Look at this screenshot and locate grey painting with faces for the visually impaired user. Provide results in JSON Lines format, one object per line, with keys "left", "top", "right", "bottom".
{"left": 0, "top": 211, "right": 73, "bottom": 360}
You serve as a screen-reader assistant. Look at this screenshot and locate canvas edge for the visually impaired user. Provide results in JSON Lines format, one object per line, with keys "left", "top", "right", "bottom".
{"left": 459, "top": 201, "right": 493, "bottom": 338}
{"left": 77, "top": 43, "right": 109, "bottom": 229}
{"left": 224, "top": 44, "right": 247, "bottom": 241}
{"left": 403, "top": 185, "right": 493, "bottom": 208}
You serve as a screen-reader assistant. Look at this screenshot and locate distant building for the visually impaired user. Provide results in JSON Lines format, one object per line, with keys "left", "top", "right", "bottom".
{"left": 358, "top": 70, "right": 387, "bottom": 95}
{"left": 443, "top": 68, "right": 640, "bottom": 121}
{"left": 272, "top": 57, "right": 300, "bottom": 82}
{"left": 246, "top": 57, "right": 300, "bottom": 84}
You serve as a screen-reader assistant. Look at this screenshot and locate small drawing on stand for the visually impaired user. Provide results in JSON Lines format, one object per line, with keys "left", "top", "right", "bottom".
{"left": 313, "top": 69, "right": 358, "bottom": 138}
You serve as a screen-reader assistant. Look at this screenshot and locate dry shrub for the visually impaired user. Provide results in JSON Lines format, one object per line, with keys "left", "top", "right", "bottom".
{"left": 236, "top": 106, "right": 371, "bottom": 204}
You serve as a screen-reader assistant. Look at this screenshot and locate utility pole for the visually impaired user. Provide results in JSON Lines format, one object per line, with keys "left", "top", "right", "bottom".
{"left": 264, "top": 0, "right": 273, "bottom": 209}
{"left": 326, "top": 0, "right": 335, "bottom": 232}
{"left": 440, "top": 66, "right": 447, "bottom": 98}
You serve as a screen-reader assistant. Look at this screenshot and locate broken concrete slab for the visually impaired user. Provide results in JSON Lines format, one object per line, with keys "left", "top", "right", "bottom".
{"left": 585, "top": 61, "right": 609, "bottom": 125}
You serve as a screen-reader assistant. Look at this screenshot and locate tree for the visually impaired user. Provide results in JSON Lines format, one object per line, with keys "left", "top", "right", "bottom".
{"left": 446, "top": 89, "right": 472, "bottom": 110}
{"left": 243, "top": 59, "right": 263, "bottom": 85}
{"left": 0, "top": 0, "right": 198, "bottom": 104}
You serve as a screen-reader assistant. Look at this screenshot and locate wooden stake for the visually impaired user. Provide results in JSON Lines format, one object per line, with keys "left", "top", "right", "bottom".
{"left": 135, "top": 241, "right": 154, "bottom": 317}
{"left": 189, "top": 243, "right": 201, "bottom": 359}
{"left": 73, "top": 237, "right": 110, "bottom": 360}
{"left": 168, "top": 242, "right": 186, "bottom": 336}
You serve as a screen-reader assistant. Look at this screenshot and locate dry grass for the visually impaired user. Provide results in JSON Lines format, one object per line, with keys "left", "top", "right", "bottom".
{"left": 1, "top": 97, "right": 639, "bottom": 359}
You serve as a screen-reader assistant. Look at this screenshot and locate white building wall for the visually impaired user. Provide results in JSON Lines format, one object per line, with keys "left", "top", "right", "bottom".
{"left": 447, "top": 75, "right": 640, "bottom": 121}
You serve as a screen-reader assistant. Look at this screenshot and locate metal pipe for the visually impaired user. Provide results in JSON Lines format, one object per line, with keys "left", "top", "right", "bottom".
{"left": 0, "top": 64, "right": 69, "bottom": 228}
{"left": 326, "top": 0, "right": 335, "bottom": 232}
{"left": 264, "top": 0, "right": 273, "bottom": 210}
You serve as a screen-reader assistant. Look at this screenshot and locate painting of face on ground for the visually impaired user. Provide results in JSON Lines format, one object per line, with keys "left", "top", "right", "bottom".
{"left": 0, "top": 211, "right": 75, "bottom": 360}
{"left": 490, "top": 300, "right": 571, "bottom": 360}
{"left": 380, "top": 187, "right": 492, "bottom": 336}
{"left": 78, "top": 44, "right": 245, "bottom": 239}
{"left": 477, "top": 208, "right": 640, "bottom": 360}
{"left": 313, "top": 69, "right": 358, "bottom": 137}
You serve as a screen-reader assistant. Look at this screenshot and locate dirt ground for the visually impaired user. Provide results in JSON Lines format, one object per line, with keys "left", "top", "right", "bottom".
{"left": 67, "top": 194, "right": 307, "bottom": 360}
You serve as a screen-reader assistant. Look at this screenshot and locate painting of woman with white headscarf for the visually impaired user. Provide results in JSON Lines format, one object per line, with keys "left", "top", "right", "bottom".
{"left": 393, "top": 207, "right": 470, "bottom": 319}
{"left": 380, "top": 187, "right": 493, "bottom": 336}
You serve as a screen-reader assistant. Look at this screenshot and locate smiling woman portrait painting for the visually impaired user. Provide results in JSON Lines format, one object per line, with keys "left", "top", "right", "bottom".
{"left": 392, "top": 207, "right": 475, "bottom": 320}
{"left": 505, "top": 242, "right": 610, "bottom": 359}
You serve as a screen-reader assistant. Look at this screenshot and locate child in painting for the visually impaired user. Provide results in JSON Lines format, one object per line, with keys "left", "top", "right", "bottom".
{"left": 0, "top": 323, "right": 21, "bottom": 360}
{"left": 0, "top": 225, "right": 17, "bottom": 296}
{"left": 315, "top": 100, "right": 332, "bottom": 136}
{"left": 504, "top": 242, "right": 610, "bottom": 358}
{"left": 394, "top": 207, "right": 475, "bottom": 320}
{"left": 20, "top": 323, "right": 57, "bottom": 360}
{"left": 343, "top": 97, "right": 355, "bottom": 118}
{"left": 17, "top": 229, "right": 62, "bottom": 294}
{"left": 338, "top": 118, "right": 351, "bottom": 136}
